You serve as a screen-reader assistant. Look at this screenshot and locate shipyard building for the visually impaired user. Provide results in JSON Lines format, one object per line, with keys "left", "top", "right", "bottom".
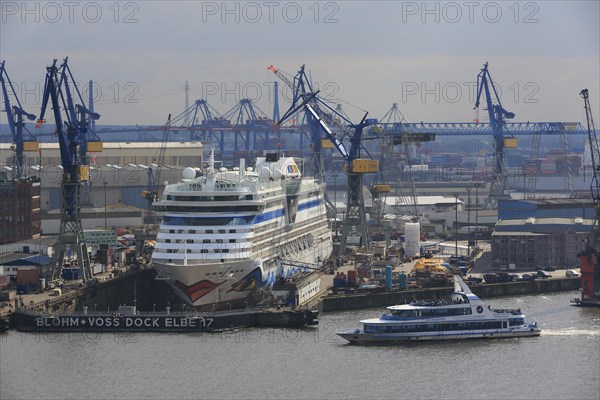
{"left": 0, "top": 172, "right": 41, "bottom": 245}
{"left": 0, "top": 142, "right": 203, "bottom": 214}
{"left": 491, "top": 199, "right": 595, "bottom": 270}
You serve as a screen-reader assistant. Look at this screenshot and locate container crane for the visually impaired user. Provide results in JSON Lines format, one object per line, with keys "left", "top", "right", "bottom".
{"left": 36, "top": 58, "right": 101, "bottom": 284}
{"left": 270, "top": 64, "right": 378, "bottom": 256}
{"left": 0, "top": 61, "right": 38, "bottom": 179}
{"left": 575, "top": 89, "right": 600, "bottom": 306}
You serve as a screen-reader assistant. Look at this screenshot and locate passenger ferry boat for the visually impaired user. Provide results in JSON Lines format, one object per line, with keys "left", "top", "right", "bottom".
{"left": 151, "top": 150, "right": 333, "bottom": 310}
{"left": 337, "top": 275, "right": 541, "bottom": 343}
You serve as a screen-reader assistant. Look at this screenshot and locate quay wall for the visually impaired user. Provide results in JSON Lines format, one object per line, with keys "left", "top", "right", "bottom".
{"left": 319, "top": 278, "right": 580, "bottom": 313}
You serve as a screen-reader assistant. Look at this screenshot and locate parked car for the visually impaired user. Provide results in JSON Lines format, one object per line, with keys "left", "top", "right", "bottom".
{"left": 544, "top": 266, "right": 556, "bottom": 272}
{"left": 510, "top": 273, "right": 524, "bottom": 281}
{"left": 483, "top": 273, "right": 499, "bottom": 283}
{"left": 565, "top": 269, "right": 580, "bottom": 278}
{"left": 537, "top": 270, "right": 552, "bottom": 279}
{"left": 522, "top": 273, "right": 535, "bottom": 281}
{"left": 497, "top": 272, "right": 513, "bottom": 282}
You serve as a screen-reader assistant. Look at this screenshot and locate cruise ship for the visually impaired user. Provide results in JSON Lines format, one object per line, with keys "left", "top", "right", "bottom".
{"left": 337, "top": 275, "right": 541, "bottom": 343}
{"left": 151, "top": 150, "right": 333, "bottom": 310}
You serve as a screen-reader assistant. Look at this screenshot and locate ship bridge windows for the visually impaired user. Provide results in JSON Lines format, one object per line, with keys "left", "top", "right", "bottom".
{"left": 162, "top": 216, "right": 255, "bottom": 226}
{"left": 169, "top": 194, "right": 252, "bottom": 202}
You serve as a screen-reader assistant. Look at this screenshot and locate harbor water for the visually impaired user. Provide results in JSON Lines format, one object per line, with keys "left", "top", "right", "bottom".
{"left": 1, "top": 291, "right": 598, "bottom": 400}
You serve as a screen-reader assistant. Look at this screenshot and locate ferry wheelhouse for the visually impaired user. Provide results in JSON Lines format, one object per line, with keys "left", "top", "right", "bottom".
{"left": 337, "top": 275, "right": 541, "bottom": 343}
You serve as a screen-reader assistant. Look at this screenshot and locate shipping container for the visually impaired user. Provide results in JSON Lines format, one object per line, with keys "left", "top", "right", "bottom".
{"left": 16, "top": 268, "right": 40, "bottom": 286}
{"left": 92, "top": 263, "right": 104, "bottom": 275}
{"left": 16, "top": 284, "right": 30, "bottom": 294}
{"left": 62, "top": 268, "right": 80, "bottom": 280}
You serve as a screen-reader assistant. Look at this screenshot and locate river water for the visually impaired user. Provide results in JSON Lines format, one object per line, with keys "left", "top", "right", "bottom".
{"left": 1, "top": 291, "right": 598, "bottom": 400}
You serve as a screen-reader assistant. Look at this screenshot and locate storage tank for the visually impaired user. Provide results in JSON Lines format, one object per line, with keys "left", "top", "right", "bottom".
{"left": 385, "top": 265, "right": 392, "bottom": 290}
{"left": 398, "top": 272, "right": 407, "bottom": 290}
{"left": 404, "top": 222, "right": 421, "bottom": 257}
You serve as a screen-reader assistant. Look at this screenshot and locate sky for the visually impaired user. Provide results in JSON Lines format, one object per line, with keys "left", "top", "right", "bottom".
{"left": 1, "top": 0, "right": 599, "bottom": 126}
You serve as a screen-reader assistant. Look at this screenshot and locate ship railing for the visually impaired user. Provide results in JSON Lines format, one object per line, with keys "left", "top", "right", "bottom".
{"left": 491, "top": 308, "right": 522, "bottom": 315}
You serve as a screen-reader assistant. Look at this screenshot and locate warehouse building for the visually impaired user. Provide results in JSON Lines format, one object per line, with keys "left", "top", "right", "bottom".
{"left": 491, "top": 217, "right": 593, "bottom": 270}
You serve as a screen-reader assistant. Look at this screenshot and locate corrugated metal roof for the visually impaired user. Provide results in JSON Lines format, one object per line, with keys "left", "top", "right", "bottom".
{"left": 0, "top": 254, "right": 52, "bottom": 266}
{"left": 495, "top": 217, "right": 593, "bottom": 234}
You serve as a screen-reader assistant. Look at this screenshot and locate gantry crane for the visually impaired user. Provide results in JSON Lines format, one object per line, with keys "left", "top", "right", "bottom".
{"left": 0, "top": 61, "right": 38, "bottom": 179}
{"left": 376, "top": 63, "right": 586, "bottom": 208}
{"left": 37, "top": 58, "right": 101, "bottom": 284}
{"left": 270, "top": 64, "right": 378, "bottom": 255}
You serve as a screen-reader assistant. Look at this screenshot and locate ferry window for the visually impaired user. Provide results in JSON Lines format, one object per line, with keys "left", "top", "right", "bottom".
{"left": 206, "top": 230, "right": 213, "bottom": 234}
{"left": 203, "top": 239, "right": 210, "bottom": 244}
{"left": 200, "top": 249, "right": 208, "bottom": 254}
{"left": 216, "top": 239, "right": 223, "bottom": 243}
{"left": 229, "top": 230, "right": 236, "bottom": 233}
{"left": 190, "top": 230, "right": 196, "bottom": 234}
{"left": 222, "top": 249, "right": 229, "bottom": 253}
{"left": 229, "top": 239, "right": 236, "bottom": 243}
{"left": 187, "top": 239, "right": 193, "bottom": 244}
{"left": 218, "top": 229, "right": 225, "bottom": 234}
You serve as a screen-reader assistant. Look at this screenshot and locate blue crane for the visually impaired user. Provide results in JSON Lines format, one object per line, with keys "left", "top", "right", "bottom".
{"left": 474, "top": 62, "right": 515, "bottom": 205}
{"left": 36, "top": 58, "right": 101, "bottom": 284}
{"left": 222, "top": 99, "right": 275, "bottom": 155}
{"left": 371, "top": 64, "right": 586, "bottom": 207}
{"left": 0, "top": 61, "right": 38, "bottom": 179}
{"left": 270, "top": 64, "right": 378, "bottom": 255}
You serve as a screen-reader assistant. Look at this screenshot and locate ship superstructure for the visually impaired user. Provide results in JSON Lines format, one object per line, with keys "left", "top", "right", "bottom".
{"left": 151, "top": 150, "right": 332, "bottom": 310}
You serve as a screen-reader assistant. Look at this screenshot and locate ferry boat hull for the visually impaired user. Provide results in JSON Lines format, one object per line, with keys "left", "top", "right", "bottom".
{"left": 338, "top": 326, "right": 541, "bottom": 343}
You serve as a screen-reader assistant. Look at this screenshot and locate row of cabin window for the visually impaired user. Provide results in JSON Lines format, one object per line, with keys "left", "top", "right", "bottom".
{"left": 364, "top": 321, "right": 504, "bottom": 333}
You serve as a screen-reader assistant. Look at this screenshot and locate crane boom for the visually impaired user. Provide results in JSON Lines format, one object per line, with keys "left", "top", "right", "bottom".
{"left": 576, "top": 88, "right": 600, "bottom": 307}
{"left": 580, "top": 89, "right": 600, "bottom": 243}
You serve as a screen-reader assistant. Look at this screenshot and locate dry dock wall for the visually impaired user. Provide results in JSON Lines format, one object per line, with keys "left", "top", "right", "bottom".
{"left": 319, "top": 278, "right": 580, "bottom": 313}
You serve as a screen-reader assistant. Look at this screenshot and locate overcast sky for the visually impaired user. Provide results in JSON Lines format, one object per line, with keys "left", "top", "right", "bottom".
{"left": 1, "top": 1, "right": 599, "bottom": 126}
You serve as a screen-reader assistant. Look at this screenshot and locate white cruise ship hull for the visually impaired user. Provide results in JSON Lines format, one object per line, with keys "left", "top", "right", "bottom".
{"left": 153, "top": 242, "right": 332, "bottom": 310}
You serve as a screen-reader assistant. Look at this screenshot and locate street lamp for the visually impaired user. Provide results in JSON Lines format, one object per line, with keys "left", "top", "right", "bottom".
{"left": 466, "top": 187, "right": 472, "bottom": 257}
{"left": 103, "top": 181, "right": 108, "bottom": 230}
{"left": 474, "top": 182, "right": 481, "bottom": 247}
{"left": 453, "top": 192, "right": 459, "bottom": 260}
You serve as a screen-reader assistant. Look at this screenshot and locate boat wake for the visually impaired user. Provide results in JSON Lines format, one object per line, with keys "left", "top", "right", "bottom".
{"left": 542, "top": 328, "right": 600, "bottom": 337}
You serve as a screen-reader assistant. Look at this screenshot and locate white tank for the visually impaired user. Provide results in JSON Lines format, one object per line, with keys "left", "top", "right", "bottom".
{"left": 404, "top": 222, "right": 420, "bottom": 257}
